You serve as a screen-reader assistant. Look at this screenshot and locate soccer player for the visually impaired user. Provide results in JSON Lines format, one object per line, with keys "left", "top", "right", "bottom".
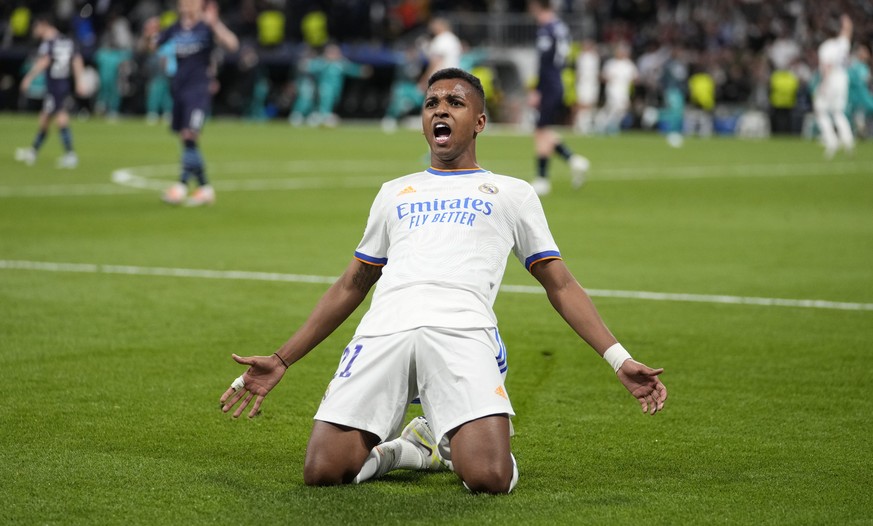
{"left": 382, "top": 19, "right": 463, "bottom": 134}
{"left": 847, "top": 45, "right": 873, "bottom": 136}
{"left": 141, "top": 0, "right": 239, "bottom": 206}
{"left": 219, "top": 68, "right": 667, "bottom": 494}
{"left": 144, "top": 40, "right": 176, "bottom": 125}
{"left": 814, "top": 14, "right": 854, "bottom": 159}
{"left": 380, "top": 45, "right": 426, "bottom": 133}
{"left": 595, "top": 41, "right": 638, "bottom": 135}
{"left": 288, "top": 43, "right": 371, "bottom": 128}
{"left": 659, "top": 46, "right": 687, "bottom": 148}
{"left": 527, "top": 0, "right": 589, "bottom": 196}
{"left": 15, "top": 15, "right": 85, "bottom": 169}
{"left": 574, "top": 38, "right": 600, "bottom": 135}
{"left": 419, "top": 17, "right": 463, "bottom": 90}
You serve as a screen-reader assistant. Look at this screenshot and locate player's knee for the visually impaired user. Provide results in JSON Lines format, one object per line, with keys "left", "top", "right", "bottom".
{"left": 302, "top": 446, "right": 360, "bottom": 486}
{"left": 303, "top": 456, "right": 348, "bottom": 486}
{"left": 461, "top": 461, "right": 514, "bottom": 494}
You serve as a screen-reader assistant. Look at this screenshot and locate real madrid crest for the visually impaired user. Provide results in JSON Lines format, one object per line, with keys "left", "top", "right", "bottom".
{"left": 478, "top": 183, "right": 499, "bottom": 195}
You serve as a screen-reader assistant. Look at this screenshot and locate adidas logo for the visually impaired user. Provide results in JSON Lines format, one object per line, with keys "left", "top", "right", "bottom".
{"left": 495, "top": 385, "right": 508, "bottom": 399}
{"left": 398, "top": 186, "right": 416, "bottom": 195}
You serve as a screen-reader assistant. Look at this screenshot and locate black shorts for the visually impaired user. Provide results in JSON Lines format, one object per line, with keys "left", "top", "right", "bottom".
{"left": 171, "top": 88, "right": 211, "bottom": 133}
{"left": 536, "top": 90, "right": 565, "bottom": 128}
{"left": 42, "top": 86, "right": 71, "bottom": 115}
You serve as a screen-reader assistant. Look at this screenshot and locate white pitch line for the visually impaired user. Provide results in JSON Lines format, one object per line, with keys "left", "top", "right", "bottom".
{"left": 2, "top": 259, "right": 871, "bottom": 312}
{"left": 1, "top": 158, "right": 867, "bottom": 198}
{"left": 502, "top": 284, "right": 873, "bottom": 311}
{"left": 0, "top": 183, "right": 141, "bottom": 197}
{"left": 0, "top": 259, "right": 336, "bottom": 285}
{"left": 590, "top": 159, "right": 869, "bottom": 181}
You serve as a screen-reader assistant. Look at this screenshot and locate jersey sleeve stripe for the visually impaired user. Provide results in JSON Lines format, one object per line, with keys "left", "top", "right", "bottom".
{"left": 525, "top": 250, "right": 562, "bottom": 271}
{"left": 354, "top": 251, "right": 388, "bottom": 266}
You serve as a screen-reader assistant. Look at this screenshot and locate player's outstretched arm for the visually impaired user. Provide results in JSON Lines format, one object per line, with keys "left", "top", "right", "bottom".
{"left": 840, "top": 14, "right": 853, "bottom": 40}
{"left": 219, "top": 259, "right": 381, "bottom": 418}
{"left": 204, "top": 1, "right": 239, "bottom": 53}
{"left": 530, "top": 258, "right": 667, "bottom": 414}
{"left": 530, "top": 258, "right": 618, "bottom": 351}
{"left": 72, "top": 54, "right": 86, "bottom": 97}
{"left": 138, "top": 17, "right": 160, "bottom": 53}
{"left": 20, "top": 56, "right": 50, "bottom": 92}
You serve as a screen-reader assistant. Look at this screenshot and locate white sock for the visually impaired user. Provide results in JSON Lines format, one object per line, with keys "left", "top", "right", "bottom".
{"left": 353, "top": 438, "right": 425, "bottom": 484}
{"left": 508, "top": 453, "right": 519, "bottom": 492}
{"left": 396, "top": 438, "right": 428, "bottom": 470}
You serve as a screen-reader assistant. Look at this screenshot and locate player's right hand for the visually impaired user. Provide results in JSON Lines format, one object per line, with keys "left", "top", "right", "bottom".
{"left": 143, "top": 17, "right": 160, "bottom": 37}
{"left": 219, "top": 353, "right": 286, "bottom": 418}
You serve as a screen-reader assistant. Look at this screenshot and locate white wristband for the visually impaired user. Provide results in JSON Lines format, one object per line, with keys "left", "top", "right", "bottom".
{"left": 603, "top": 343, "right": 632, "bottom": 373}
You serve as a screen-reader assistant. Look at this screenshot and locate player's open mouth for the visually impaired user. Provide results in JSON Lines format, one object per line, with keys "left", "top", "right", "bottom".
{"left": 433, "top": 123, "right": 451, "bottom": 145}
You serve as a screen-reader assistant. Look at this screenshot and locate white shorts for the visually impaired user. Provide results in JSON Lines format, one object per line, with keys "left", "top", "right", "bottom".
{"left": 314, "top": 326, "right": 514, "bottom": 457}
{"left": 814, "top": 73, "right": 848, "bottom": 114}
{"left": 577, "top": 82, "right": 600, "bottom": 106}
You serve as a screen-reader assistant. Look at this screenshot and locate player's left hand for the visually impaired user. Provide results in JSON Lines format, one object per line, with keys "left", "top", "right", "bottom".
{"left": 203, "top": 1, "right": 219, "bottom": 27}
{"left": 527, "top": 90, "right": 541, "bottom": 109}
{"left": 617, "top": 360, "right": 667, "bottom": 415}
{"left": 219, "top": 353, "right": 286, "bottom": 418}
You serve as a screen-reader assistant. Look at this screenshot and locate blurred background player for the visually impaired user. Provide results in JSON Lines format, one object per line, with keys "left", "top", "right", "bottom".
{"left": 380, "top": 18, "right": 461, "bottom": 134}
{"left": 15, "top": 15, "right": 85, "bottom": 169}
{"left": 527, "top": 0, "right": 589, "bottom": 196}
{"left": 847, "top": 45, "right": 873, "bottom": 137}
{"left": 813, "top": 14, "right": 854, "bottom": 159}
{"left": 381, "top": 45, "right": 426, "bottom": 133}
{"left": 142, "top": 0, "right": 239, "bottom": 206}
{"left": 659, "top": 46, "right": 688, "bottom": 148}
{"left": 288, "top": 43, "right": 371, "bottom": 128}
{"left": 93, "top": 8, "right": 134, "bottom": 121}
{"left": 573, "top": 38, "right": 600, "bottom": 135}
{"left": 418, "top": 17, "right": 463, "bottom": 90}
{"left": 595, "top": 41, "right": 637, "bottom": 135}
{"left": 145, "top": 39, "right": 176, "bottom": 125}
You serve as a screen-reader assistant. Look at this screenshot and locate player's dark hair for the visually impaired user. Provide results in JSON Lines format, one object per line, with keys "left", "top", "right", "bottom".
{"left": 33, "top": 13, "right": 57, "bottom": 28}
{"left": 528, "top": 0, "right": 552, "bottom": 10}
{"left": 34, "top": 13, "right": 70, "bottom": 34}
{"left": 427, "top": 68, "right": 486, "bottom": 111}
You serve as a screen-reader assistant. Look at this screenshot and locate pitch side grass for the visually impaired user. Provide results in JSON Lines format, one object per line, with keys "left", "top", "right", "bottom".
{"left": 1, "top": 115, "right": 871, "bottom": 524}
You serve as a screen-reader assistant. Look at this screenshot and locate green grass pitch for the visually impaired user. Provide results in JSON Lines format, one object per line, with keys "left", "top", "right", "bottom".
{"left": 1, "top": 114, "right": 871, "bottom": 524}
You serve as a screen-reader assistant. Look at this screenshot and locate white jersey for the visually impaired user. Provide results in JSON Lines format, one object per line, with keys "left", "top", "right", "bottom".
{"left": 429, "top": 31, "right": 463, "bottom": 71}
{"left": 602, "top": 57, "right": 638, "bottom": 107}
{"left": 354, "top": 167, "right": 561, "bottom": 336}
{"left": 816, "top": 35, "right": 850, "bottom": 106}
{"left": 576, "top": 49, "right": 601, "bottom": 105}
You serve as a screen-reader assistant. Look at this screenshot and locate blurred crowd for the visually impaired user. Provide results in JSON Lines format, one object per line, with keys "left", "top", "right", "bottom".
{"left": 1, "top": 0, "right": 871, "bottom": 136}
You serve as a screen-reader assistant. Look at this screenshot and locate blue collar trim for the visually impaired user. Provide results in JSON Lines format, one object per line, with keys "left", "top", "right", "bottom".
{"left": 426, "top": 167, "right": 488, "bottom": 176}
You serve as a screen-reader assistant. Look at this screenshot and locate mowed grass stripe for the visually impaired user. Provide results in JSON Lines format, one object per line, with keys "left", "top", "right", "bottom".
{"left": 2, "top": 117, "right": 872, "bottom": 524}
{"left": 3, "top": 258, "right": 871, "bottom": 312}
{"left": 2, "top": 154, "right": 867, "bottom": 198}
